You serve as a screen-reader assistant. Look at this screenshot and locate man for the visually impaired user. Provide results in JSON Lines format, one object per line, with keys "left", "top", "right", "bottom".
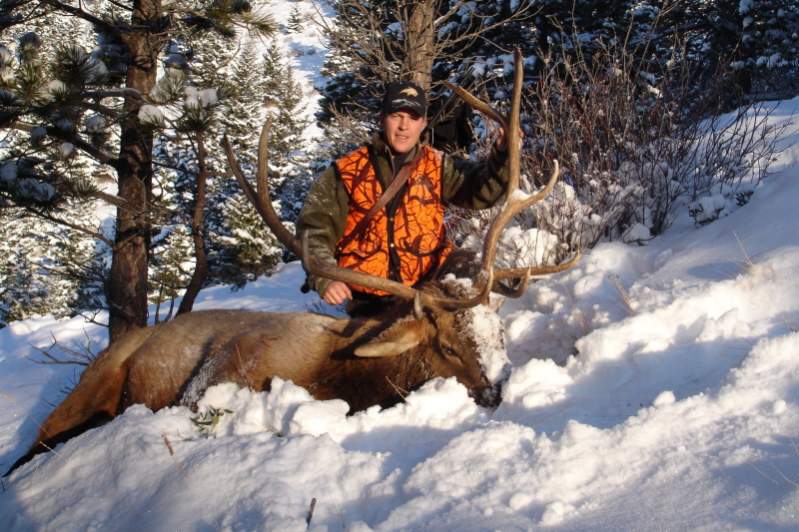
{"left": 297, "top": 81, "right": 509, "bottom": 315}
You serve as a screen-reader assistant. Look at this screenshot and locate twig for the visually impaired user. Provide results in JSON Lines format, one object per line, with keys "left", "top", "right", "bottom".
{"left": 767, "top": 461, "right": 799, "bottom": 489}
{"left": 29, "top": 333, "right": 94, "bottom": 366}
{"left": 77, "top": 309, "right": 108, "bottom": 329}
{"left": 749, "top": 462, "right": 780, "bottom": 486}
{"left": 607, "top": 274, "right": 635, "bottom": 316}
{"left": 305, "top": 497, "right": 317, "bottom": 529}
{"left": 385, "top": 376, "right": 409, "bottom": 398}
{"left": 733, "top": 231, "right": 755, "bottom": 271}
{"left": 161, "top": 433, "right": 175, "bottom": 456}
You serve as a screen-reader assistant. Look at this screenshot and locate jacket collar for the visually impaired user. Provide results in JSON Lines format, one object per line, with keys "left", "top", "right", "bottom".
{"left": 370, "top": 132, "right": 420, "bottom": 169}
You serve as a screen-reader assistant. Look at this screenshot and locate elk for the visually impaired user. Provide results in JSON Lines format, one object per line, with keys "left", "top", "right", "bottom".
{"left": 5, "top": 50, "right": 578, "bottom": 476}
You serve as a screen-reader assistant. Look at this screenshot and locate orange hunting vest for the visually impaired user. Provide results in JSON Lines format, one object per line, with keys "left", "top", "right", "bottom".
{"left": 335, "top": 145, "right": 453, "bottom": 295}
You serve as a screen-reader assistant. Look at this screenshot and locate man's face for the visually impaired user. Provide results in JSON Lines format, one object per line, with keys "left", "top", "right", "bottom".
{"left": 382, "top": 110, "right": 427, "bottom": 155}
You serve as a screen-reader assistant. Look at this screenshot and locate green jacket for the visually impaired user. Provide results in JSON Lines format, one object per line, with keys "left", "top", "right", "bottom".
{"left": 297, "top": 133, "right": 509, "bottom": 296}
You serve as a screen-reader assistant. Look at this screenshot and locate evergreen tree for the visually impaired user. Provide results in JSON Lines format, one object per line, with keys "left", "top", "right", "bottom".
{"left": 208, "top": 38, "right": 267, "bottom": 287}
{"left": 220, "top": 193, "right": 284, "bottom": 283}
{"left": 149, "top": 223, "right": 195, "bottom": 306}
{"left": 0, "top": 1, "right": 274, "bottom": 340}
{"left": 260, "top": 40, "right": 310, "bottom": 221}
{"left": 222, "top": 39, "right": 264, "bottom": 161}
{"left": 288, "top": 5, "right": 304, "bottom": 33}
{"left": 0, "top": 203, "right": 106, "bottom": 326}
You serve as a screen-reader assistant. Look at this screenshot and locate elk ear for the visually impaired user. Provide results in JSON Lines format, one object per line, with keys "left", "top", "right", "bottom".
{"left": 354, "top": 319, "right": 425, "bottom": 358}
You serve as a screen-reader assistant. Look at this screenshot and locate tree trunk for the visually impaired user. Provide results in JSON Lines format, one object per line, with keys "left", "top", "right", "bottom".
{"left": 177, "top": 132, "right": 209, "bottom": 316}
{"left": 107, "top": 0, "right": 162, "bottom": 341}
{"left": 406, "top": 1, "right": 436, "bottom": 91}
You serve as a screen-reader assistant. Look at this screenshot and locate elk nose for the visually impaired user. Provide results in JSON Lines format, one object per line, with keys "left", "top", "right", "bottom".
{"left": 470, "top": 380, "right": 501, "bottom": 408}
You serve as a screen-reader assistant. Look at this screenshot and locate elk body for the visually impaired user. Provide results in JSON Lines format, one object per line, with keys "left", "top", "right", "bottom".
{"left": 6, "top": 50, "right": 578, "bottom": 476}
{"left": 6, "top": 297, "right": 495, "bottom": 475}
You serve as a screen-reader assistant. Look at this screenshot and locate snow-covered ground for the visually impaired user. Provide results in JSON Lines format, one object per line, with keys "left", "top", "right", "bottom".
{"left": 3, "top": 0, "right": 799, "bottom": 528}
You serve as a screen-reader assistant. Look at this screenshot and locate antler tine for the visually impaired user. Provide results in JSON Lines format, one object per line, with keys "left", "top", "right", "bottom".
{"left": 442, "top": 81, "right": 509, "bottom": 133}
{"left": 492, "top": 269, "right": 532, "bottom": 298}
{"left": 506, "top": 48, "right": 524, "bottom": 197}
{"left": 223, "top": 131, "right": 301, "bottom": 258}
{"left": 479, "top": 48, "right": 529, "bottom": 273}
{"left": 494, "top": 251, "right": 582, "bottom": 281}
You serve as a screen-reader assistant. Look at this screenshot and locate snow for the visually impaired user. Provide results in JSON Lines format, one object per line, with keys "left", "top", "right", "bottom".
{"left": 3, "top": 1, "right": 799, "bottom": 529}
{"left": 0, "top": 45, "right": 12, "bottom": 68}
{"left": 58, "top": 142, "right": 74, "bottom": 158}
{"left": 84, "top": 114, "right": 106, "bottom": 133}
{"left": 137, "top": 104, "right": 164, "bottom": 126}
{"left": 43, "top": 80, "right": 66, "bottom": 101}
{"left": 0, "top": 161, "right": 16, "bottom": 183}
{"left": 17, "top": 178, "right": 55, "bottom": 201}
{"left": 184, "top": 86, "right": 218, "bottom": 109}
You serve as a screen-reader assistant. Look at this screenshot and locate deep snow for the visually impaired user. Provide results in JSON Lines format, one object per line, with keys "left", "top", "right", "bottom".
{"left": 3, "top": 1, "right": 799, "bottom": 530}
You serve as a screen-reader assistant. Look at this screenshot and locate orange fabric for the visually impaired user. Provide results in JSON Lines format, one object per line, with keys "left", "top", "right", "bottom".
{"left": 335, "top": 145, "right": 452, "bottom": 295}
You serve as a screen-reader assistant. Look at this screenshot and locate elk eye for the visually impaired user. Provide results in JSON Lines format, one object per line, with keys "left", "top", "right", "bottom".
{"left": 442, "top": 346, "right": 461, "bottom": 361}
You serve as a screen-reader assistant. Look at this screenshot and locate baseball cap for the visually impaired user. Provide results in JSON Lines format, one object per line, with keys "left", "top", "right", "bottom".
{"left": 382, "top": 81, "right": 427, "bottom": 117}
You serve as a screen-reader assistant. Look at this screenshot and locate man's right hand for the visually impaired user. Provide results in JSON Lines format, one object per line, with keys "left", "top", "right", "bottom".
{"left": 322, "top": 281, "right": 353, "bottom": 305}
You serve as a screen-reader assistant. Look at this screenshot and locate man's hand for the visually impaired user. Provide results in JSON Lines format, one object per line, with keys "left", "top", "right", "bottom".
{"left": 495, "top": 126, "right": 524, "bottom": 152}
{"left": 322, "top": 281, "right": 352, "bottom": 305}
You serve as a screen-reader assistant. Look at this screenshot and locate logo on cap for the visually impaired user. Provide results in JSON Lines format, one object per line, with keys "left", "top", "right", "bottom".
{"left": 399, "top": 87, "right": 419, "bottom": 97}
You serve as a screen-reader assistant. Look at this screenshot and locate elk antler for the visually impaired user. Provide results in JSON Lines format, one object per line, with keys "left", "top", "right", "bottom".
{"left": 445, "top": 49, "right": 580, "bottom": 299}
{"left": 224, "top": 122, "right": 301, "bottom": 259}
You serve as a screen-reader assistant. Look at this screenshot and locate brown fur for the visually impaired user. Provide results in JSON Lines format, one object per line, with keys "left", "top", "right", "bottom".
{"left": 6, "top": 300, "right": 496, "bottom": 475}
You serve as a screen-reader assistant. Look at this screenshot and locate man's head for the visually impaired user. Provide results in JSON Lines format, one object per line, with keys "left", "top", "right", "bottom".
{"left": 381, "top": 81, "right": 428, "bottom": 155}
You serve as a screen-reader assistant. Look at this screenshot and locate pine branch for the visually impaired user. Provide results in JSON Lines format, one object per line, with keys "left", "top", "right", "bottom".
{"left": 27, "top": 206, "right": 114, "bottom": 246}
{"left": 10, "top": 121, "right": 120, "bottom": 168}
{"left": 83, "top": 102, "right": 120, "bottom": 118}
{"left": 84, "top": 88, "right": 146, "bottom": 102}
{"left": 46, "top": 127, "right": 119, "bottom": 168}
{"left": 106, "top": 0, "right": 133, "bottom": 12}
{"left": 40, "top": 0, "right": 125, "bottom": 40}
{"left": 90, "top": 190, "right": 129, "bottom": 209}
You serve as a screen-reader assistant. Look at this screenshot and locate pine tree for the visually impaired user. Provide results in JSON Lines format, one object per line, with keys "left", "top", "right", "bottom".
{"left": 149, "top": 224, "right": 195, "bottom": 306}
{"left": 0, "top": 1, "right": 275, "bottom": 340}
{"left": 260, "top": 40, "right": 310, "bottom": 221}
{"left": 222, "top": 39, "right": 264, "bottom": 161}
{"left": 288, "top": 5, "right": 304, "bottom": 33}
{"left": 220, "top": 194, "right": 284, "bottom": 283}
{"left": 207, "top": 39, "right": 267, "bottom": 286}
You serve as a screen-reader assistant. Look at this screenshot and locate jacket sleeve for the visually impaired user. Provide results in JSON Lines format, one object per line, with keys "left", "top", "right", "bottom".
{"left": 295, "top": 164, "right": 350, "bottom": 296}
{"left": 441, "top": 144, "right": 509, "bottom": 209}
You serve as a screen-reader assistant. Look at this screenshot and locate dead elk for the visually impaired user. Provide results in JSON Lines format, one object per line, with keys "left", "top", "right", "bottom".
{"left": 5, "top": 50, "right": 578, "bottom": 476}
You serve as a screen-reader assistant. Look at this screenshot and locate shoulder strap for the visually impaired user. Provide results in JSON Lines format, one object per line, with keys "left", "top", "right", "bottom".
{"left": 338, "top": 149, "right": 425, "bottom": 250}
